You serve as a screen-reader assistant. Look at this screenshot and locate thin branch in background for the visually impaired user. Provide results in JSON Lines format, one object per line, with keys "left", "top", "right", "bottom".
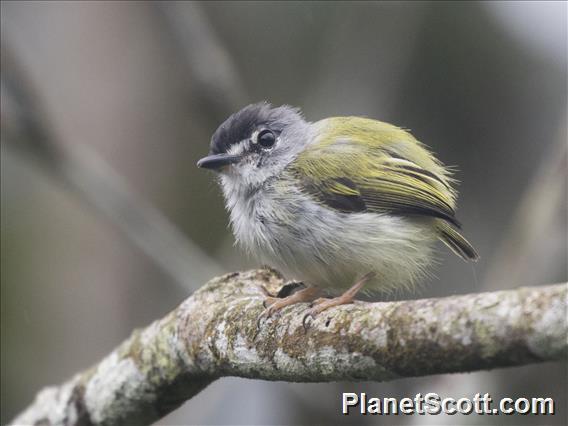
{"left": 483, "top": 126, "right": 567, "bottom": 291}
{"left": 155, "top": 0, "right": 254, "bottom": 274}
{"left": 156, "top": 1, "right": 248, "bottom": 114}
{"left": 12, "top": 269, "right": 568, "bottom": 426}
{"left": 1, "top": 41, "right": 223, "bottom": 292}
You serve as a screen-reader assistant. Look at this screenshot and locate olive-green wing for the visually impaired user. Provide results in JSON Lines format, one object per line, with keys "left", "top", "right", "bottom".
{"left": 292, "top": 117, "right": 459, "bottom": 226}
{"left": 290, "top": 117, "right": 479, "bottom": 260}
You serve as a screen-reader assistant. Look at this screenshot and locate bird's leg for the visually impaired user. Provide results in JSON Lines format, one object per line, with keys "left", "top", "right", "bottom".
{"left": 258, "top": 286, "right": 320, "bottom": 327}
{"left": 303, "top": 272, "right": 376, "bottom": 328}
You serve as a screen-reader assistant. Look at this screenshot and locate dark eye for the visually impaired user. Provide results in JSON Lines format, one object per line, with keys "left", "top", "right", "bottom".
{"left": 257, "top": 129, "right": 276, "bottom": 148}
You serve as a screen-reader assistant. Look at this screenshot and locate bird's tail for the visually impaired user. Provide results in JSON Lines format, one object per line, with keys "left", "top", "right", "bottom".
{"left": 437, "top": 221, "right": 479, "bottom": 261}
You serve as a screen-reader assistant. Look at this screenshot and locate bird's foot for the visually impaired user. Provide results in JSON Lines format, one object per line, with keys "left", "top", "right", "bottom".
{"left": 302, "top": 272, "right": 376, "bottom": 329}
{"left": 257, "top": 286, "right": 319, "bottom": 329}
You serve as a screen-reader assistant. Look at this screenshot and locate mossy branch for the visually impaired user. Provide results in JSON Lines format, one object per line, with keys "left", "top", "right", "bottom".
{"left": 12, "top": 269, "right": 567, "bottom": 426}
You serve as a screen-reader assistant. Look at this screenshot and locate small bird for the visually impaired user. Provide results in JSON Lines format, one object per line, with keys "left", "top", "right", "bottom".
{"left": 197, "top": 102, "right": 478, "bottom": 321}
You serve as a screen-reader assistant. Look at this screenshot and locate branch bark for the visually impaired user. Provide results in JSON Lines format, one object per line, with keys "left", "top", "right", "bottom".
{"left": 12, "top": 269, "right": 568, "bottom": 426}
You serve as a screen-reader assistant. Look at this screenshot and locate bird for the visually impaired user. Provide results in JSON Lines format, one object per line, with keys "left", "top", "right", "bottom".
{"left": 197, "top": 102, "right": 478, "bottom": 323}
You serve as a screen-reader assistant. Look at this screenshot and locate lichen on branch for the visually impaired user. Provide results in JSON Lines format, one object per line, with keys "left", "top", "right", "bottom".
{"left": 12, "top": 269, "right": 568, "bottom": 426}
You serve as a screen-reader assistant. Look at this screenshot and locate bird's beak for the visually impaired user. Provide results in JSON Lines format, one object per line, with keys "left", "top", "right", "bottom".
{"left": 196, "top": 154, "right": 241, "bottom": 170}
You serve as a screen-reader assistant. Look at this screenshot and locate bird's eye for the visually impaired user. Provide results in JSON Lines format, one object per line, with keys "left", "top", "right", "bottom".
{"left": 257, "top": 129, "right": 276, "bottom": 148}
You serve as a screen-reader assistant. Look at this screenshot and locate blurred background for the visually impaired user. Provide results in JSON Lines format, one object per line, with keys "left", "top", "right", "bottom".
{"left": 1, "top": 1, "right": 566, "bottom": 425}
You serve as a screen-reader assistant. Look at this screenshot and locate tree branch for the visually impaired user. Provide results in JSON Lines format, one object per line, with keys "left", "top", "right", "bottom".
{"left": 12, "top": 269, "right": 567, "bottom": 425}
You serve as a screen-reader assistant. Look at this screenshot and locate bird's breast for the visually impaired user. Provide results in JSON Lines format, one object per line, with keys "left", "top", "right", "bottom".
{"left": 223, "top": 177, "right": 437, "bottom": 292}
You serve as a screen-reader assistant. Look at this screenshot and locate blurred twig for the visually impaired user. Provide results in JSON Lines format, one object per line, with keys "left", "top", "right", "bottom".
{"left": 12, "top": 269, "right": 567, "bottom": 426}
{"left": 483, "top": 124, "right": 567, "bottom": 290}
{"left": 155, "top": 0, "right": 253, "bottom": 274}
{"left": 1, "top": 41, "right": 223, "bottom": 291}
{"left": 156, "top": 1, "right": 248, "bottom": 114}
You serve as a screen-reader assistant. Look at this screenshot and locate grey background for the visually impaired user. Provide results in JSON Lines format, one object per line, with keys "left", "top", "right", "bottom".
{"left": 1, "top": 1, "right": 566, "bottom": 425}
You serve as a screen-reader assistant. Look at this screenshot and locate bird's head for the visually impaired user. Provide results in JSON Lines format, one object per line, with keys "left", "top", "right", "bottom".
{"left": 197, "top": 102, "right": 309, "bottom": 191}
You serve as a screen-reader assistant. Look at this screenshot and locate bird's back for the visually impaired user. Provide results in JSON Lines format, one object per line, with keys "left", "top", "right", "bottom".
{"left": 291, "top": 116, "right": 478, "bottom": 261}
{"left": 311, "top": 116, "right": 454, "bottom": 194}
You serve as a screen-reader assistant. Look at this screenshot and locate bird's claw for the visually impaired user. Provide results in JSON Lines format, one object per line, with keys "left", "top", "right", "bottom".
{"left": 256, "top": 304, "right": 279, "bottom": 330}
{"left": 302, "top": 311, "right": 315, "bottom": 330}
{"left": 256, "top": 286, "right": 320, "bottom": 331}
{"left": 257, "top": 309, "right": 268, "bottom": 330}
{"left": 302, "top": 297, "right": 331, "bottom": 329}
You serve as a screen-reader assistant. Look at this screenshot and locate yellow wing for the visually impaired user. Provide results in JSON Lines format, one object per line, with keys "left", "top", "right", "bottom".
{"left": 290, "top": 117, "right": 479, "bottom": 260}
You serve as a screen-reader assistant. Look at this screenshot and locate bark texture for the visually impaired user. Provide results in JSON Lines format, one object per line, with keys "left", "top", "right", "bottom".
{"left": 12, "top": 269, "right": 568, "bottom": 426}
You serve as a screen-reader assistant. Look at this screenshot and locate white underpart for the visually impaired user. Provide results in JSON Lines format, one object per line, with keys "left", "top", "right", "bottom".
{"left": 221, "top": 184, "right": 436, "bottom": 294}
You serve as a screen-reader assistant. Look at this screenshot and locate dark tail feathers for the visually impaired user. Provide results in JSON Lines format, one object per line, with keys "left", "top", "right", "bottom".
{"left": 437, "top": 221, "right": 479, "bottom": 261}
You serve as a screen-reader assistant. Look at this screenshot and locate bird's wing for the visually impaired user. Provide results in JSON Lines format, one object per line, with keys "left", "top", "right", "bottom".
{"left": 290, "top": 117, "right": 461, "bottom": 227}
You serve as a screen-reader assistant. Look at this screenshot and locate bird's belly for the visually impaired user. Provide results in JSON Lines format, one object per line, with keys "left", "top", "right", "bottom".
{"left": 237, "top": 197, "right": 438, "bottom": 294}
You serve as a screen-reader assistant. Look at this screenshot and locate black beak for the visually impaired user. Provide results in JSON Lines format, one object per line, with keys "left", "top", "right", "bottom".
{"left": 196, "top": 154, "right": 241, "bottom": 170}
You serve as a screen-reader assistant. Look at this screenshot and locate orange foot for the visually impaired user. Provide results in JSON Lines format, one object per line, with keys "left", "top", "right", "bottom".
{"left": 257, "top": 286, "right": 320, "bottom": 328}
{"left": 302, "top": 272, "right": 376, "bottom": 329}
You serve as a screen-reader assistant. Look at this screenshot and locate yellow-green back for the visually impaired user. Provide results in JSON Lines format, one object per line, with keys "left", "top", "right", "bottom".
{"left": 289, "top": 116, "right": 478, "bottom": 260}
